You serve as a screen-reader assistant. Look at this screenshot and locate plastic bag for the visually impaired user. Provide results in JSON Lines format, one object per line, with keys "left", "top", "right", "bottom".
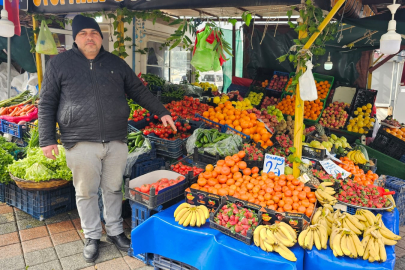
{"left": 0, "top": 106, "right": 38, "bottom": 123}
{"left": 203, "top": 135, "right": 242, "bottom": 157}
{"left": 186, "top": 128, "right": 203, "bottom": 154}
{"left": 299, "top": 61, "right": 318, "bottom": 101}
{"left": 124, "top": 138, "right": 152, "bottom": 177}
{"left": 191, "top": 28, "right": 221, "bottom": 72}
{"left": 36, "top": 21, "right": 58, "bottom": 55}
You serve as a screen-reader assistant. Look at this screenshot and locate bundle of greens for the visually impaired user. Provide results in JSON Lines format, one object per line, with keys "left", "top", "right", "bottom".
{"left": 0, "top": 136, "right": 19, "bottom": 154}
{"left": 7, "top": 146, "right": 72, "bottom": 182}
{"left": 0, "top": 148, "right": 14, "bottom": 184}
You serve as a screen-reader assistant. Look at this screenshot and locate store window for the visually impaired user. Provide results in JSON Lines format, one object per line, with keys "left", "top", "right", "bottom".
{"left": 146, "top": 41, "right": 192, "bottom": 83}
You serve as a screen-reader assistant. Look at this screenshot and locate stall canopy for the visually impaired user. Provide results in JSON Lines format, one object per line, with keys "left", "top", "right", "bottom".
{"left": 27, "top": 0, "right": 331, "bottom": 14}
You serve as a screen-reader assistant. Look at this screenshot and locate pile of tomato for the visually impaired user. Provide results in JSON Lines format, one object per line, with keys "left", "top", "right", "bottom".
{"left": 165, "top": 96, "right": 210, "bottom": 121}
{"left": 142, "top": 122, "right": 192, "bottom": 140}
{"left": 170, "top": 162, "right": 204, "bottom": 177}
{"left": 131, "top": 176, "right": 186, "bottom": 195}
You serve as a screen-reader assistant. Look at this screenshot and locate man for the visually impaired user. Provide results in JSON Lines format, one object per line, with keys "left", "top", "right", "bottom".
{"left": 38, "top": 15, "right": 175, "bottom": 263}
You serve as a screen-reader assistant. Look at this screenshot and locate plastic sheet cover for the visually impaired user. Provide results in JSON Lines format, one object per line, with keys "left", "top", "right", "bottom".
{"left": 131, "top": 201, "right": 304, "bottom": 270}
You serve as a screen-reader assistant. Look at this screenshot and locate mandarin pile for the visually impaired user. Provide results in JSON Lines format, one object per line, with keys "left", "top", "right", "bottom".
{"left": 338, "top": 157, "right": 379, "bottom": 186}
{"left": 316, "top": 80, "right": 331, "bottom": 99}
{"left": 190, "top": 153, "right": 316, "bottom": 217}
{"left": 201, "top": 101, "right": 273, "bottom": 148}
{"left": 276, "top": 95, "right": 324, "bottom": 120}
{"left": 385, "top": 127, "right": 405, "bottom": 141}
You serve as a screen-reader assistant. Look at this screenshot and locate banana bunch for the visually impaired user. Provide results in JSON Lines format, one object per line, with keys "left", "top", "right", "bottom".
{"left": 330, "top": 228, "right": 364, "bottom": 259}
{"left": 298, "top": 224, "right": 328, "bottom": 250}
{"left": 254, "top": 222, "right": 297, "bottom": 261}
{"left": 174, "top": 203, "right": 209, "bottom": 227}
{"left": 347, "top": 150, "right": 367, "bottom": 165}
{"left": 362, "top": 213, "right": 401, "bottom": 246}
{"left": 311, "top": 204, "right": 334, "bottom": 235}
{"left": 331, "top": 212, "right": 365, "bottom": 235}
{"left": 314, "top": 182, "right": 337, "bottom": 206}
{"left": 362, "top": 230, "right": 386, "bottom": 262}
{"left": 355, "top": 209, "right": 378, "bottom": 228}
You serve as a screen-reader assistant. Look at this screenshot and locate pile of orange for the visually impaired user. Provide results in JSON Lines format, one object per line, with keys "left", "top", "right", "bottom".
{"left": 316, "top": 80, "right": 331, "bottom": 99}
{"left": 276, "top": 95, "right": 324, "bottom": 120}
{"left": 338, "top": 157, "right": 379, "bottom": 186}
{"left": 201, "top": 101, "right": 273, "bottom": 148}
{"left": 262, "top": 80, "right": 269, "bottom": 88}
{"left": 385, "top": 127, "right": 405, "bottom": 141}
{"left": 190, "top": 152, "right": 316, "bottom": 217}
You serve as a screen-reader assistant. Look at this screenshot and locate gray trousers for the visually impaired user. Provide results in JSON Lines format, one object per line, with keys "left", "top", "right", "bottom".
{"left": 65, "top": 141, "right": 128, "bottom": 239}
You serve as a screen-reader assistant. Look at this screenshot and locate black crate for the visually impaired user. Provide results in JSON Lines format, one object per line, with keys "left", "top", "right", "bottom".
{"left": 209, "top": 197, "right": 262, "bottom": 245}
{"left": 153, "top": 254, "right": 198, "bottom": 270}
{"left": 246, "top": 85, "right": 266, "bottom": 108}
{"left": 0, "top": 182, "right": 6, "bottom": 203}
{"left": 265, "top": 71, "right": 290, "bottom": 93}
{"left": 125, "top": 173, "right": 190, "bottom": 210}
{"left": 302, "top": 145, "right": 327, "bottom": 160}
{"left": 193, "top": 147, "right": 220, "bottom": 165}
{"left": 370, "top": 127, "right": 405, "bottom": 160}
{"left": 6, "top": 182, "right": 76, "bottom": 221}
{"left": 167, "top": 155, "right": 206, "bottom": 184}
{"left": 347, "top": 89, "right": 378, "bottom": 119}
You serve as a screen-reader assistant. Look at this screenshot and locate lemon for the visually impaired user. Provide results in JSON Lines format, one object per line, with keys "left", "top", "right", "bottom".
{"left": 347, "top": 125, "right": 353, "bottom": 131}
{"left": 213, "top": 97, "right": 220, "bottom": 104}
{"left": 357, "top": 107, "right": 362, "bottom": 112}
{"left": 366, "top": 109, "right": 371, "bottom": 114}
{"left": 364, "top": 119, "right": 369, "bottom": 124}
{"left": 352, "top": 126, "right": 359, "bottom": 133}
{"left": 357, "top": 121, "right": 364, "bottom": 127}
{"left": 354, "top": 111, "right": 359, "bottom": 116}
{"left": 362, "top": 105, "right": 367, "bottom": 110}
{"left": 359, "top": 128, "right": 364, "bottom": 133}
{"left": 371, "top": 118, "right": 376, "bottom": 122}
{"left": 358, "top": 112, "right": 364, "bottom": 116}
{"left": 366, "top": 103, "right": 372, "bottom": 109}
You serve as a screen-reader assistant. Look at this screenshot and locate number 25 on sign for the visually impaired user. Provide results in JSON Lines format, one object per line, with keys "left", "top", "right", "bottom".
{"left": 263, "top": 154, "right": 285, "bottom": 176}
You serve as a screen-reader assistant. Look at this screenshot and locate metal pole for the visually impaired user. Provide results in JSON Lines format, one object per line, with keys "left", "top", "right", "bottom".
{"left": 132, "top": 17, "right": 136, "bottom": 72}
{"left": 232, "top": 24, "right": 236, "bottom": 78}
{"left": 293, "top": 0, "right": 347, "bottom": 178}
{"left": 7, "top": 37, "right": 11, "bottom": 98}
{"left": 32, "top": 16, "right": 43, "bottom": 91}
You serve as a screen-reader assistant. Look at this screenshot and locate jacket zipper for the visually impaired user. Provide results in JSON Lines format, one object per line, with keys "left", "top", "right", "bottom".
{"left": 89, "top": 59, "right": 106, "bottom": 142}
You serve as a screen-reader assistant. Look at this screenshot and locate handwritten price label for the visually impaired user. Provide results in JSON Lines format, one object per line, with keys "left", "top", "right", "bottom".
{"left": 263, "top": 154, "right": 285, "bottom": 176}
{"left": 319, "top": 159, "right": 351, "bottom": 179}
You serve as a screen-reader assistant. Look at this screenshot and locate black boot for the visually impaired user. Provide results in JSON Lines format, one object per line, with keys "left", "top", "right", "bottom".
{"left": 107, "top": 232, "right": 131, "bottom": 251}
{"left": 83, "top": 238, "right": 100, "bottom": 263}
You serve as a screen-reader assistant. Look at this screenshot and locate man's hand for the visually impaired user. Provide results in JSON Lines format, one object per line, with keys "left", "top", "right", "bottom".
{"left": 161, "top": 115, "right": 177, "bottom": 131}
{"left": 41, "top": 145, "right": 59, "bottom": 160}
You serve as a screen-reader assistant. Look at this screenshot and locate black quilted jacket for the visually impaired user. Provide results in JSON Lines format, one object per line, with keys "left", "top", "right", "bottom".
{"left": 39, "top": 44, "right": 169, "bottom": 147}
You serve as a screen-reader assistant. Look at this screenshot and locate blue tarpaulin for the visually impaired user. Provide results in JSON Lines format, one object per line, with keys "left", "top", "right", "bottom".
{"left": 130, "top": 201, "right": 399, "bottom": 270}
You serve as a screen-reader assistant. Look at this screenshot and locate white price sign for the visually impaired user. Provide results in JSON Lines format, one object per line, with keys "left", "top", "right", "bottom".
{"left": 319, "top": 159, "right": 351, "bottom": 179}
{"left": 263, "top": 154, "right": 285, "bottom": 176}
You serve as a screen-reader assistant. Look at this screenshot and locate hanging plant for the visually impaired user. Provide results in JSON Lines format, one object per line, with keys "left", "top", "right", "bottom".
{"left": 277, "top": 0, "right": 339, "bottom": 93}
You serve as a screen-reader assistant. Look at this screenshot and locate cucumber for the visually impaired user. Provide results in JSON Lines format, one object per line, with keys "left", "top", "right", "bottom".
{"left": 134, "top": 135, "right": 142, "bottom": 147}
{"left": 195, "top": 142, "right": 203, "bottom": 148}
{"left": 145, "top": 139, "right": 152, "bottom": 150}
{"left": 137, "top": 138, "right": 144, "bottom": 147}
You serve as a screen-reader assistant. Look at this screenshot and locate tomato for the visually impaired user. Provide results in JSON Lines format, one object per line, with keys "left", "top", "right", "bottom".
{"left": 140, "top": 184, "right": 151, "bottom": 193}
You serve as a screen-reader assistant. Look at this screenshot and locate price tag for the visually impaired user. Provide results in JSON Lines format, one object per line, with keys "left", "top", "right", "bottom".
{"left": 263, "top": 154, "right": 285, "bottom": 176}
{"left": 325, "top": 149, "right": 343, "bottom": 164}
{"left": 319, "top": 159, "right": 351, "bottom": 179}
{"left": 298, "top": 173, "right": 311, "bottom": 183}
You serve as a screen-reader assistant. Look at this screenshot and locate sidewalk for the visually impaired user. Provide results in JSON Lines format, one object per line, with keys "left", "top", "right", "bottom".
{"left": 0, "top": 203, "right": 153, "bottom": 270}
{"left": 1, "top": 202, "right": 404, "bottom": 270}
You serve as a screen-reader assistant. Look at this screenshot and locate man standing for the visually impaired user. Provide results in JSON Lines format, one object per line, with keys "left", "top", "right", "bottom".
{"left": 38, "top": 15, "right": 175, "bottom": 262}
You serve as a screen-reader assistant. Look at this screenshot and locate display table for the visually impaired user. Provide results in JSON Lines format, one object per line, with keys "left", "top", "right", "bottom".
{"left": 130, "top": 201, "right": 399, "bottom": 270}
{"left": 130, "top": 201, "right": 304, "bottom": 270}
{"left": 303, "top": 208, "right": 399, "bottom": 270}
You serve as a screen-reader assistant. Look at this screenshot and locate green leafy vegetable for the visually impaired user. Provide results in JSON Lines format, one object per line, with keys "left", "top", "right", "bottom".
{"left": 0, "top": 148, "right": 14, "bottom": 184}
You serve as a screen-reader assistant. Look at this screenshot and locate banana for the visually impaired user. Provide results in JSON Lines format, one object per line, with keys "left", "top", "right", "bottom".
{"left": 198, "top": 205, "right": 209, "bottom": 219}
{"left": 298, "top": 229, "right": 309, "bottom": 248}
{"left": 254, "top": 225, "right": 265, "bottom": 246}
{"left": 320, "top": 182, "right": 334, "bottom": 187}
{"left": 278, "top": 226, "right": 296, "bottom": 243}
{"left": 378, "top": 237, "right": 387, "bottom": 262}
{"left": 175, "top": 208, "right": 190, "bottom": 222}
{"left": 363, "top": 225, "right": 378, "bottom": 239}
{"left": 362, "top": 234, "right": 371, "bottom": 250}
{"left": 317, "top": 189, "right": 337, "bottom": 202}
{"left": 182, "top": 211, "right": 193, "bottom": 226}
{"left": 350, "top": 231, "right": 364, "bottom": 257}
{"left": 279, "top": 222, "right": 297, "bottom": 239}
{"left": 263, "top": 240, "right": 274, "bottom": 252}
{"left": 380, "top": 226, "right": 402, "bottom": 241}
{"left": 196, "top": 210, "right": 201, "bottom": 227}
{"left": 260, "top": 227, "right": 269, "bottom": 244}
{"left": 363, "top": 240, "right": 370, "bottom": 260}
{"left": 313, "top": 228, "right": 322, "bottom": 250}
{"left": 274, "top": 243, "right": 297, "bottom": 262}
{"left": 266, "top": 229, "right": 278, "bottom": 245}
{"left": 373, "top": 238, "right": 381, "bottom": 261}
{"left": 341, "top": 234, "right": 352, "bottom": 256}
{"left": 189, "top": 211, "right": 197, "bottom": 227}
{"left": 362, "top": 209, "right": 377, "bottom": 225}
{"left": 173, "top": 203, "right": 190, "bottom": 217}
{"left": 330, "top": 228, "right": 341, "bottom": 250}
{"left": 354, "top": 214, "right": 367, "bottom": 222}
{"left": 323, "top": 187, "right": 336, "bottom": 195}
{"left": 346, "top": 214, "right": 365, "bottom": 231}
{"left": 382, "top": 236, "right": 397, "bottom": 246}
{"left": 274, "top": 230, "right": 295, "bottom": 247}
{"left": 343, "top": 218, "right": 362, "bottom": 235}
{"left": 305, "top": 229, "right": 314, "bottom": 250}
{"left": 259, "top": 234, "right": 267, "bottom": 251}
{"left": 178, "top": 209, "right": 190, "bottom": 225}
{"left": 333, "top": 233, "right": 343, "bottom": 256}
{"left": 196, "top": 208, "right": 206, "bottom": 225}
{"left": 312, "top": 209, "right": 322, "bottom": 225}
{"left": 347, "top": 234, "right": 357, "bottom": 258}
{"left": 323, "top": 204, "right": 334, "bottom": 213}
{"left": 317, "top": 225, "right": 328, "bottom": 249}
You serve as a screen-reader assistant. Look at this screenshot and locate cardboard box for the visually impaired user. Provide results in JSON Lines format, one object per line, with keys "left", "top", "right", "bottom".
{"left": 184, "top": 188, "right": 221, "bottom": 214}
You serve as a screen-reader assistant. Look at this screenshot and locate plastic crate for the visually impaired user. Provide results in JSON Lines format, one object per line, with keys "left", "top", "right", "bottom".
{"left": 347, "top": 89, "right": 378, "bottom": 119}
{"left": 167, "top": 155, "right": 206, "bottom": 184}
{"left": 0, "top": 182, "right": 6, "bottom": 203}
{"left": 265, "top": 71, "right": 290, "bottom": 93}
{"left": 400, "top": 155, "right": 405, "bottom": 164}
{"left": 1, "top": 120, "right": 25, "bottom": 138}
{"left": 192, "top": 147, "right": 219, "bottom": 165}
{"left": 302, "top": 145, "right": 327, "bottom": 160}
{"left": 125, "top": 173, "right": 189, "bottom": 210}
{"left": 132, "top": 158, "right": 166, "bottom": 179}
{"left": 6, "top": 181, "right": 76, "bottom": 221}
{"left": 384, "top": 176, "right": 405, "bottom": 225}
{"left": 209, "top": 197, "right": 262, "bottom": 245}
{"left": 153, "top": 254, "right": 198, "bottom": 270}
{"left": 246, "top": 85, "right": 266, "bottom": 108}
{"left": 194, "top": 114, "right": 226, "bottom": 132}
{"left": 370, "top": 127, "right": 405, "bottom": 160}
{"left": 313, "top": 73, "right": 335, "bottom": 101}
